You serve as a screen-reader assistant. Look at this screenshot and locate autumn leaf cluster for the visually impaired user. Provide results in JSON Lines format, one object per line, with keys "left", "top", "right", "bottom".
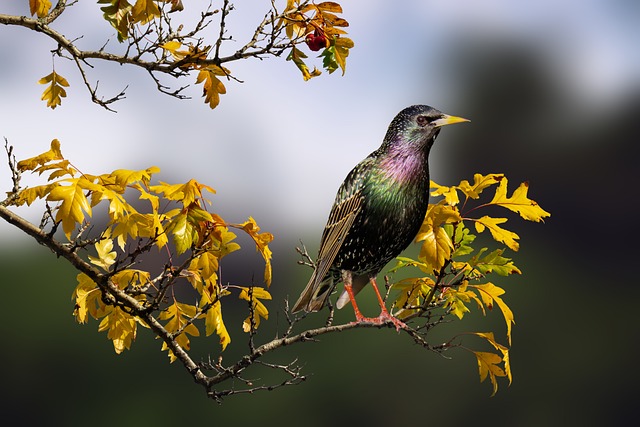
{"left": 2, "top": 138, "right": 550, "bottom": 398}
{"left": 282, "top": 1, "right": 354, "bottom": 80}
{"left": 11, "top": 140, "right": 273, "bottom": 359}
{"left": 25, "top": 0, "right": 354, "bottom": 110}
{"left": 389, "top": 173, "right": 550, "bottom": 395}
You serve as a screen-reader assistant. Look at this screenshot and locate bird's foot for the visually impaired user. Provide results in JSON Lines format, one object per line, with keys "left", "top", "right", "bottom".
{"left": 351, "top": 311, "right": 407, "bottom": 332}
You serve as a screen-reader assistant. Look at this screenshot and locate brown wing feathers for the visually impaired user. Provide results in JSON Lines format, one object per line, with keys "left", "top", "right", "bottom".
{"left": 292, "top": 192, "right": 363, "bottom": 312}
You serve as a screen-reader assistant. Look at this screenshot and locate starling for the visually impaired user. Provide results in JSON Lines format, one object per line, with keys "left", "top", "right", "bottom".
{"left": 292, "top": 105, "right": 469, "bottom": 329}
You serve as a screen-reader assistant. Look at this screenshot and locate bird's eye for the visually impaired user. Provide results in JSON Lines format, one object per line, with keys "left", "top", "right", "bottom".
{"left": 416, "top": 115, "right": 429, "bottom": 127}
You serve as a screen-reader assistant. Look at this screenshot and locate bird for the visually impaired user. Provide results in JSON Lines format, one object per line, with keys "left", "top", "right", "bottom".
{"left": 292, "top": 105, "right": 469, "bottom": 329}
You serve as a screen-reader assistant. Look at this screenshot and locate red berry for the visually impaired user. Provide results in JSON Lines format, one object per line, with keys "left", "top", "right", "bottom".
{"left": 305, "top": 33, "right": 327, "bottom": 51}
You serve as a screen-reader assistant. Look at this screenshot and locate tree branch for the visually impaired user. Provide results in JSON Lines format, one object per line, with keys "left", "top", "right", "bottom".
{"left": 0, "top": 202, "right": 210, "bottom": 388}
{"left": 0, "top": 1, "right": 304, "bottom": 111}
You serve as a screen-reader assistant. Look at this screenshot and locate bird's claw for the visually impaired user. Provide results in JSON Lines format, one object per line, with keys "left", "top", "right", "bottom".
{"left": 351, "top": 312, "right": 407, "bottom": 332}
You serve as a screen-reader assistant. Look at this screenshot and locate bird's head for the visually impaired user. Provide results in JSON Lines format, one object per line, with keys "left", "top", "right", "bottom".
{"left": 383, "top": 105, "right": 470, "bottom": 151}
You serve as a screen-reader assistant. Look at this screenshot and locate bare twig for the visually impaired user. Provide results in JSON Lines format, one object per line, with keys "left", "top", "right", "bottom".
{"left": 296, "top": 241, "right": 316, "bottom": 269}
{"left": 2, "top": 139, "right": 21, "bottom": 206}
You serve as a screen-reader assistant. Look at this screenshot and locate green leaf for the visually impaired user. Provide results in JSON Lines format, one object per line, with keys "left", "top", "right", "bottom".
{"left": 287, "top": 47, "right": 322, "bottom": 81}
{"left": 470, "top": 248, "right": 522, "bottom": 276}
{"left": 320, "top": 44, "right": 339, "bottom": 74}
{"left": 98, "top": 0, "right": 133, "bottom": 42}
{"left": 165, "top": 211, "right": 194, "bottom": 255}
{"left": 388, "top": 256, "right": 432, "bottom": 274}
{"left": 446, "top": 222, "right": 476, "bottom": 257}
{"left": 320, "top": 37, "right": 353, "bottom": 75}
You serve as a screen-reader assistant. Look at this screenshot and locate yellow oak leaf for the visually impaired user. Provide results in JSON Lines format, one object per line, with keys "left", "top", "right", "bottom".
{"left": 160, "top": 302, "right": 200, "bottom": 362}
{"left": 106, "top": 167, "right": 160, "bottom": 189}
{"left": 47, "top": 178, "right": 93, "bottom": 239}
{"left": 111, "top": 212, "right": 167, "bottom": 249}
{"left": 88, "top": 238, "right": 117, "bottom": 270}
{"left": 161, "top": 40, "right": 182, "bottom": 55}
{"left": 112, "top": 269, "right": 151, "bottom": 291}
{"left": 150, "top": 179, "right": 215, "bottom": 207}
{"left": 283, "top": 14, "right": 307, "bottom": 40}
{"left": 132, "top": 183, "right": 159, "bottom": 211}
{"left": 88, "top": 183, "right": 131, "bottom": 222}
{"left": 443, "top": 283, "right": 479, "bottom": 320}
{"left": 489, "top": 178, "right": 551, "bottom": 222}
{"left": 473, "top": 351, "right": 506, "bottom": 396}
{"left": 457, "top": 173, "right": 503, "bottom": 199}
{"left": 474, "top": 215, "right": 520, "bottom": 251}
{"left": 333, "top": 37, "right": 354, "bottom": 75}
{"left": 189, "top": 251, "right": 220, "bottom": 283}
{"left": 98, "top": 0, "right": 133, "bottom": 42}
{"left": 30, "top": 160, "right": 73, "bottom": 180}
{"left": 316, "top": 1, "right": 343, "bottom": 14}
{"left": 165, "top": 205, "right": 213, "bottom": 254}
{"left": 236, "top": 217, "right": 274, "bottom": 286}
{"left": 29, "top": 0, "right": 51, "bottom": 17}
{"left": 418, "top": 226, "right": 453, "bottom": 273}
{"left": 281, "top": 0, "right": 307, "bottom": 39}
{"left": 391, "top": 277, "right": 434, "bottom": 319}
{"left": 188, "top": 206, "right": 214, "bottom": 224}
{"left": 416, "top": 202, "right": 461, "bottom": 272}
{"left": 73, "top": 273, "right": 106, "bottom": 323}
{"left": 196, "top": 67, "right": 227, "bottom": 109}
{"left": 471, "top": 283, "right": 515, "bottom": 345}
{"left": 162, "top": 41, "right": 210, "bottom": 65}
{"left": 166, "top": 211, "right": 193, "bottom": 254}
{"left": 98, "top": 306, "right": 138, "bottom": 354}
{"left": 473, "top": 331, "right": 508, "bottom": 351}
{"left": 16, "top": 139, "right": 64, "bottom": 172}
{"left": 149, "top": 212, "right": 168, "bottom": 248}
{"left": 473, "top": 331, "right": 512, "bottom": 384}
{"left": 38, "top": 71, "right": 69, "bottom": 109}
{"left": 239, "top": 287, "right": 271, "bottom": 332}
{"left": 131, "top": 0, "right": 160, "bottom": 24}
{"left": 204, "top": 300, "right": 231, "bottom": 351}
{"left": 430, "top": 181, "right": 460, "bottom": 206}
{"left": 14, "top": 183, "right": 57, "bottom": 207}
{"left": 216, "top": 227, "right": 241, "bottom": 257}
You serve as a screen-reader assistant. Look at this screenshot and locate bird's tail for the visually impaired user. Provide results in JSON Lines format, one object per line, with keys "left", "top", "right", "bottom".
{"left": 291, "top": 270, "right": 334, "bottom": 313}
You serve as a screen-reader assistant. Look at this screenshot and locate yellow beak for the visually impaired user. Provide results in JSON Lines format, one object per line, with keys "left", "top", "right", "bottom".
{"left": 433, "top": 114, "right": 470, "bottom": 127}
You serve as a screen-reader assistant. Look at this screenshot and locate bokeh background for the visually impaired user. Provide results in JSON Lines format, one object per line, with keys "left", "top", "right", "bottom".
{"left": 1, "top": 1, "right": 638, "bottom": 425}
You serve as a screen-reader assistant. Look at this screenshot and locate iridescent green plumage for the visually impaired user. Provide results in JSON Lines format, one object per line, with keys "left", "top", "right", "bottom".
{"left": 293, "top": 105, "right": 468, "bottom": 324}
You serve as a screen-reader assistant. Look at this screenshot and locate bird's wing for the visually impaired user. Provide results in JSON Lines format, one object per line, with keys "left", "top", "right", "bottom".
{"left": 292, "top": 167, "right": 366, "bottom": 312}
{"left": 313, "top": 190, "right": 363, "bottom": 286}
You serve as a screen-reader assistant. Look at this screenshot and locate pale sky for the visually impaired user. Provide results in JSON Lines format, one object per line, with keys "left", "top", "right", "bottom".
{"left": 1, "top": 0, "right": 638, "bottom": 245}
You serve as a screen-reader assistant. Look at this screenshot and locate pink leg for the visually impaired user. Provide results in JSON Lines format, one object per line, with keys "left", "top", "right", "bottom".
{"left": 343, "top": 283, "right": 365, "bottom": 321}
{"left": 343, "top": 271, "right": 406, "bottom": 331}
{"left": 368, "top": 277, "right": 407, "bottom": 331}
{"left": 342, "top": 271, "right": 366, "bottom": 321}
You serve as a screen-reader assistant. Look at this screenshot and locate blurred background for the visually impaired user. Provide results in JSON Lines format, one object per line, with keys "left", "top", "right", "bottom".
{"left": 1, "top": 0, "right": 638, "bottom": 425}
